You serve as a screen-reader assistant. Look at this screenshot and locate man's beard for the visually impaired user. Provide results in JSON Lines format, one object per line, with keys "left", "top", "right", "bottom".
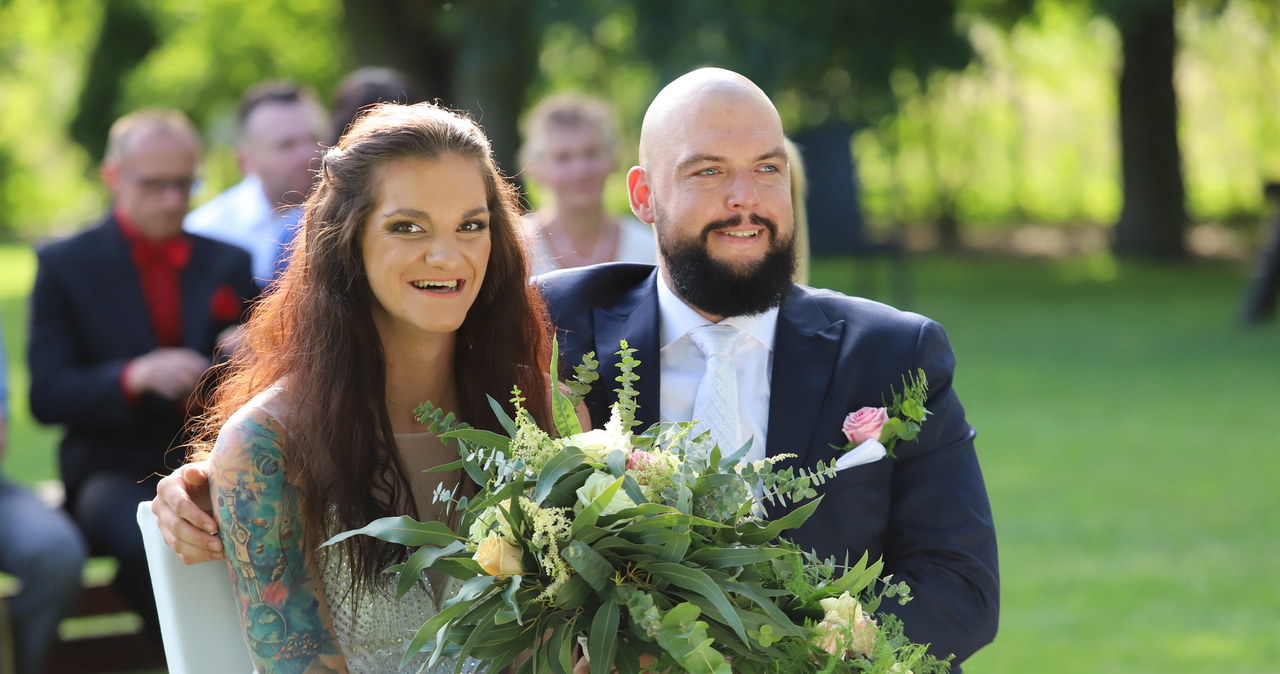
{"left": 657, "top": 211, "right": 797, "bottom": 318}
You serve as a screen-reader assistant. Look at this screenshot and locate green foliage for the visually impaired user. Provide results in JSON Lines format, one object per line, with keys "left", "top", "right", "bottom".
{"left": 611, "top": 340, "right": 642, "bottom": 433}
{"left": 340, "top": 342, "right": 949, "bottom": 672}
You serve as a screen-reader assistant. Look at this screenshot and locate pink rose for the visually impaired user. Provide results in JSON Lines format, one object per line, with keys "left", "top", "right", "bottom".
{"left": 842, "top": 407, "right": 888, "bottom": 445}
{"left": 626, "top": 450, "right": 657, "bottom": 472}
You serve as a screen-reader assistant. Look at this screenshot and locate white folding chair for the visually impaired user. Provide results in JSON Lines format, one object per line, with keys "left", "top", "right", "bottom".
{"left": 136, "top": 501, "right": 254, "bottom": 674}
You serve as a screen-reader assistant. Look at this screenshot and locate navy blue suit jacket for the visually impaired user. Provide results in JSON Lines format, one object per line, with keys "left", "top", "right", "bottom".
{"left": 28, "top": 213, "right": 257, "bottom": 511}
{"left": 539, "top": 263, "right": 998, "bottom": 667}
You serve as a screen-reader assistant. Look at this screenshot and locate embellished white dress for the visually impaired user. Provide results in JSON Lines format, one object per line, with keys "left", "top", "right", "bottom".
{"left": 318, "top": 432, "right": 487, "bottom": 673}
{"left": 252, "top": 389, "right": 484, "bottom": 673}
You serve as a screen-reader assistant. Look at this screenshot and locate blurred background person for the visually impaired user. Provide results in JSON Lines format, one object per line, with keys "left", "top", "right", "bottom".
{"left": 785, "top": 136, "right": 812, "bottom": 285}
{"left": 329, "top": 66, "right": 425, "bottom": 145}
{"left": 27, "top": 108, "right": 258, "bottom": 648}
{"left": 0, "top": 323, "right": 86, "bottom": 674}
{"left": 519, "top": 93, "right": 656, "bottom": 274}
{"left": 185, "top": 81, "right": 327, "bottom": 287}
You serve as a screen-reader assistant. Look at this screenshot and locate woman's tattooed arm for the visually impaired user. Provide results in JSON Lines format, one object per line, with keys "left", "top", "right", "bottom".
{"left": 209, "top": 407, "right": 347, "bottom": 674}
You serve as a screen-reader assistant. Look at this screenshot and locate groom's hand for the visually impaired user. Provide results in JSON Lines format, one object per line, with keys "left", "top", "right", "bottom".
{"left": 152, "top": 461, "right": 224, "bottom": 564}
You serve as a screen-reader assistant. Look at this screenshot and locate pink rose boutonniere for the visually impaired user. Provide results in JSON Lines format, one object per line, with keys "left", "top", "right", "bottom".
{"left": 834, "top": 369, "right": 929, "bottom": 471}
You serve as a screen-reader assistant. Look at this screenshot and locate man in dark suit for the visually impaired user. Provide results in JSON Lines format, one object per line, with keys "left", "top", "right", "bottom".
{"left": 540, "top": 68, "right": 997, "bottom": 668}
{"left": 150, "top": 69, "right": 996, "bottom": 667}
{"left": 28, "top": 108, "right": 257, "bottom": 642}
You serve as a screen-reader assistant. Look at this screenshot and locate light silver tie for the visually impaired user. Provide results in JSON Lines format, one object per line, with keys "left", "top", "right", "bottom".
{"left": 689, "top": 324, "right": 748, "bottom": 452}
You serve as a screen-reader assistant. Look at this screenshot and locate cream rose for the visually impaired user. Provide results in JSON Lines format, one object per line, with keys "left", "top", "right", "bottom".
{"left": 813, "top": 592, "right": 876, "bottom": 659}
{"left": 473, "top": 534, "right": 525, "bottom": 576}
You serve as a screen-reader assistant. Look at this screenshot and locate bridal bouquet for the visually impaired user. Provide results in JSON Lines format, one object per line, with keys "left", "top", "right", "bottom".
{"left": 328, "top": 342, "right": 950, "bottom": 674}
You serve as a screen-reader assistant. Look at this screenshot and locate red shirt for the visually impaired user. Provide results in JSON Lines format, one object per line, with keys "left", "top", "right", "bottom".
{"left": 115, "top": 207, "right": 191, "bottom": 401}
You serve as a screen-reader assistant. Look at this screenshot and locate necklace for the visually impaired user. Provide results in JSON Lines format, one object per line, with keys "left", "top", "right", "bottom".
{"left": 542, "top": 215, "right": 619, "bottom": 268}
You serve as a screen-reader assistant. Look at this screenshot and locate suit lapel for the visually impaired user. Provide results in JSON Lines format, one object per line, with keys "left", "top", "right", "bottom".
{"left": 99, "top": 216, "right": 159, "bottom": 353}
{"left": 766, "top": 287, "right": 845, "bottom": 468}
{"left": 591, "top": 269, "right": 662, "bottom": 427}
{"left": 178, "top": 237, "right": 209, "bottom": 351}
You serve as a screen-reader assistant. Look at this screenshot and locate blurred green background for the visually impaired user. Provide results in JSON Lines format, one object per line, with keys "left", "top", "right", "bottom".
{"left": 2, "top": 1, "right": 1279, "bottom": 672}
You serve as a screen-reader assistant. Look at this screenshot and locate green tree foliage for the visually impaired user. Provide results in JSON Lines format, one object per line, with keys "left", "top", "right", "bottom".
{"left": 2, "top": 0, "right": 1279, "bottom": 254}
{"left": 623, "top": 0, "right": 975, "bottom": 130}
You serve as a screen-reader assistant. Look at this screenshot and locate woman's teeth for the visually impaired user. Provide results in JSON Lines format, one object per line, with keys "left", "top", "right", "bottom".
{"left": 411, "top": 280, "right": 459, "bottom": 291}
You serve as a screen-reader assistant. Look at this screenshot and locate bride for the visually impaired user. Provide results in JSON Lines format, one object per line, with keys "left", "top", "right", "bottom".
{"left": 189, "top": 102, "right": 554, "bottom": 672}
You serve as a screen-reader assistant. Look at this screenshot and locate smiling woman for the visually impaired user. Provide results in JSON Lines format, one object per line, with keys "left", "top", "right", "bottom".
{"left": 166, "top": 103, "right": 553, "bottom": 673}
{"left": 363, "top": 157, "right": 492, "bottom": 345}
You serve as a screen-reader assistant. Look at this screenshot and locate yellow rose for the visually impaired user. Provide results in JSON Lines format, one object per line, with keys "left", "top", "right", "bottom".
{"left": 473, "top": 535, "right": 525, "bottom": 576}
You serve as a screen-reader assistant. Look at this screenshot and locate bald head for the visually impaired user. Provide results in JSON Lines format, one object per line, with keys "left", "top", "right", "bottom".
{"left": 638, "top": 68, "right": 782, "bottom": 168}
{"left": 626, "top": 68, "right": 795, "bottom": 321}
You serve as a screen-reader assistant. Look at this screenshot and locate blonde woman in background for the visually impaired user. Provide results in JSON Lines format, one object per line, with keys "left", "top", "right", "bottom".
{"left": 519, "top": 93, "right": 657, "bottom": 274}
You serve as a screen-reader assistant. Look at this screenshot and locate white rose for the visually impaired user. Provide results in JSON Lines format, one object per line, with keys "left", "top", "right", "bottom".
{"left": 574, "top": 471, "right": 636, "bottom": 517}
{"left": 468, "top": 504, "right": 517, "bottom": 544}
{"left": 563, "top": 428, "right": 632, "bottom": 463}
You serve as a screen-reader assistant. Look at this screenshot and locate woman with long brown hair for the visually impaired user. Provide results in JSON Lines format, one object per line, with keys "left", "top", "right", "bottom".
{"left": 193, "top": 102, "right": 552, "bottom": 672}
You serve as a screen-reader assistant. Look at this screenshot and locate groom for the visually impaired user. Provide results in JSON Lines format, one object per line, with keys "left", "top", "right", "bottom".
{"left": 153, "top": 68, "right": 998, "bottom": 667}
{"left": 540, "top": 69, "right": 998, "bottom": 667}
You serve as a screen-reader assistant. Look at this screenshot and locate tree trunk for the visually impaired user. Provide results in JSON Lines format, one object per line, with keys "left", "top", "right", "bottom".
{"left": 337, "top": 0, "right": 534, "bottom": 183}
{"left": 1111, "top": 0, "right": 1187, "bottom": 259}
{"left": 339, "top": 0, "right": 456, "bottom": 103}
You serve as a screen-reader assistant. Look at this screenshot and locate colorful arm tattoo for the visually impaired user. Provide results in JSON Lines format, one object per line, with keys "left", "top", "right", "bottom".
{"left": 209, "top": 409, "right": 347, "bottom": 674}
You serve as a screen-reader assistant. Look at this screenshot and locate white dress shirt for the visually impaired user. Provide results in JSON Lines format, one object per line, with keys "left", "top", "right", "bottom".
{"left": 656, "top": 272, "right": 779, "bottom": 463}
{"left": 185, "top": 175, "right": 290, "bottom": 287}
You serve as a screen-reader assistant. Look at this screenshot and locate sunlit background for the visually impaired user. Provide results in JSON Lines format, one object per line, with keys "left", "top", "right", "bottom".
{"left": 1, "top": 1, "right": 1278, "bottom": 672}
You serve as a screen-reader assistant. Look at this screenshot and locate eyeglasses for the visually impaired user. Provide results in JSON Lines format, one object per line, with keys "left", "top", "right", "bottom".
{"left": 126, "top": 173, "right": 198, "bottom": 195}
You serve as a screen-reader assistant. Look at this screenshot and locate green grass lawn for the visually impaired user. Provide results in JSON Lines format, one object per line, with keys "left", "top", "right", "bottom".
{"left": 3, "top": 244, "right": 1277, "bottom": 673}
{"left": 812, "top": 253, "right": 1280, "bottom": 673}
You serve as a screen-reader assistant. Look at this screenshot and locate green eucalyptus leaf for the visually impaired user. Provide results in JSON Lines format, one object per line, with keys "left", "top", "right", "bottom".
{"left": 404, "top": 596, "right": 474, "bottom": 669}
{"left": 323, "top": 515, "right": 460, "bottom": 548}
{"left": 735, "top": 498, "right": 822, "bottom": 545}
{"left": 438, "top": 428, "right": 511, "bottom": 452}
{"left": 587, "top": 597, "right": 621, "bottom": 674}
{"left": 395, "top": 540, "right": 467, "bottom": 597}
{"left": 687, "top": 546, "right": 788, "bottom": 568}
{"left": 647, "top": 563, "right": 747, "bottom": 643}
{"left": 554, "top": 574, "right": 592, "bottom": 609}
{"left": 563, "top": 539, "right": 614, "bottom": 592}
{"left": 534, "top": 446, "right": 586, "bottom": 503}
{"left": 486, "top": 394, "right": 518, "bottom": 437}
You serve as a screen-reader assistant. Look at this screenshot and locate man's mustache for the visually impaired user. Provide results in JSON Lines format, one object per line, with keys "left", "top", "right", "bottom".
{"left": 700, "top": 214, "right": 778, "bottom": 243}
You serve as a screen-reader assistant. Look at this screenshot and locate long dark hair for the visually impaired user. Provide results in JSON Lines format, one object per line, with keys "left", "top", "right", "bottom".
{"left": 194, "top": 102, "right": 552, "bottom": 591}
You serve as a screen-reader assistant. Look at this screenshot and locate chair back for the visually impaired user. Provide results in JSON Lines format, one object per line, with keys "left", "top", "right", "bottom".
{"left": 136, "top": 501, "right": 254, "bottom": 674}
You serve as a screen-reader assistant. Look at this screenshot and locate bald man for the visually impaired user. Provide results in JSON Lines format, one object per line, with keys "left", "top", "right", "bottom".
{"left": 151, "top": 69, "right": 998, "bottom": 667}
{"left": 544, "top": 69, "right": 998, "bottom": 667}
{"left": 28, "top": 108, "right": 258, "bottom": 644}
